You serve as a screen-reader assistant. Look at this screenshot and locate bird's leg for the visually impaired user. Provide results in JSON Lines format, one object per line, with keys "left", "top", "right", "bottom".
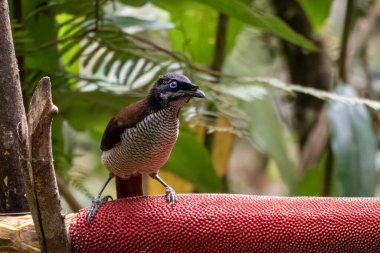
{"left": 86, "top": 175, "right": 114, "bottom": 222}
{"left": 150, "top": 173, "right": 177, "bottom": 208}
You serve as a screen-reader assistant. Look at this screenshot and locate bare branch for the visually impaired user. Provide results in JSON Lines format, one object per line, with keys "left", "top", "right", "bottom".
{"left": 26, "top": 77, "right": 70, "bottom": 253}
{"left": 348, "top": 0, "right": 380, "bottom": 71}
{"left": 299, "top": 106, "right": 329, "bottom": 171}
{"left": 338, "top": 0, "right": 355, "bottom": 82}
{"left": 210, "top": 13, "right": 229, "bottom": 78}
{"left": 57, "top": 176, "right": 81, "bottom": 213}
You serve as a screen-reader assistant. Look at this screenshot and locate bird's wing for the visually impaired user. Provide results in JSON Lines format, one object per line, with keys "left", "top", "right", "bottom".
{"left": 100, "top": 99, "right": 151, "bottom": 151}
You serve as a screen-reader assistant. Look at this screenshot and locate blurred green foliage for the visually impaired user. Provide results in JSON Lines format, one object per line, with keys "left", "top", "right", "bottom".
{"left": 298, "top": 0, "right": 332, "bottom": 31}
{"left": 227, "top": 86, "right": 296, "bottom": 191}
{"left": 328, "top": 85, "right": 377, "bottom": 196}
{"left": 9, "top": 0, "right": 380, "bottom": 209}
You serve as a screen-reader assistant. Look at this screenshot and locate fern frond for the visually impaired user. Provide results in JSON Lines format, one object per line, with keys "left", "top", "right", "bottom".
{"left": 244, "top": 78, "right": 380, "bottom": 111}
{"left": 56, "top": 15, "right": 178, "bottom": 89}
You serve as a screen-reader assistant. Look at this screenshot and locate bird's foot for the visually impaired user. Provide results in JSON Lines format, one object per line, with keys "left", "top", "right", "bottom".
{"left": 165, "top": 186, "right": 177, "bottom": 209}
{"left": 86, "top": 195, "right": 113, "bottom": 223}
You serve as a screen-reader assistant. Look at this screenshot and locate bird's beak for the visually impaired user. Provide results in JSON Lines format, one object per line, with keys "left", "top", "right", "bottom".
{"left": 186, "top": 83, "right": 205, "bottom": 98}
{"left": 191, "top": 88, "right": 205, "bottom": 98}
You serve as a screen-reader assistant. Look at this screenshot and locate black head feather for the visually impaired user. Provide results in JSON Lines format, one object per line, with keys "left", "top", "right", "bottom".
{"left": 148, "top": 73, "right": 205, "bottom": 108}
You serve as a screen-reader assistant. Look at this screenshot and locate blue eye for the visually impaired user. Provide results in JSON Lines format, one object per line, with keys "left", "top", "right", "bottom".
{"left": 169, "top": 81, "right": 178, "bottom": 90}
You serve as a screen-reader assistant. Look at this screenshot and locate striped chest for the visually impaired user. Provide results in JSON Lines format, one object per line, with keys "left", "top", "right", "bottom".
{"left": 101, "top": 107, "right": 179, "bottom": 178}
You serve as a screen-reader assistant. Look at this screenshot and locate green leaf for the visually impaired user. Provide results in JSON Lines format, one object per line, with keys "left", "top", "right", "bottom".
{"left": 296, "top": 163, "right": 324, "bottom": 196}
{"left": 227, "top": 86, "right": 296, "bottom": 190}
{"left": 23, "top": 0, "right": 60, "bottom": 73}
{"left": 118, "top": 0, "right": 149, "bottom": 7}
{"left": 122, "top": 60, "right": 139, "bottom": 85}
{"left": 298, "top": 0, "right": 332, "bottom": 31}
{"left": 327, "top": 85, "right": 377, "bottom": 197}
{"left": 66, "top": 37, "right": 92, "bottom": 67}
{"left": 53, "top": 91, "right": 139, "bottom": 137}
{"left": 192, "top": 0, "right": 316, "bottom": 50}
{"left": 155, "top": 0, "right": 243, "bottom": 64}
{"left": 108, "top": 16, "right": 174, "bottom": 30}
{"left": 164, "top": 130, "right": 222, "bottom": 192}
{"left": 295, "top": 153, "right": 333, "bottom": 196}
{"left": 103, "top": 52, "right": 118, "bottom": 77}
{"left": 115, "top": 59, "right": 127, "bottom": 81}
{"left": 82, "top": 44, "right": 102, "bottom": 68}
{"left": 91, "top": 49, "right": 110, "bottom": 74}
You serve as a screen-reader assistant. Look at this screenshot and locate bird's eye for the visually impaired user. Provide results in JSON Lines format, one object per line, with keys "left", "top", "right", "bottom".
{"left": 169, "top": 81, "right": 178, "bottom": 90}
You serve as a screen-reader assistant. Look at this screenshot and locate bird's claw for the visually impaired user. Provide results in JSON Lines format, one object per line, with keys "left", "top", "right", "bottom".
{"left": 86, "top": 195, "right": 113, "bottom": 223}
{"left": 165, "top": 187, "right": 177, "bottom": 209}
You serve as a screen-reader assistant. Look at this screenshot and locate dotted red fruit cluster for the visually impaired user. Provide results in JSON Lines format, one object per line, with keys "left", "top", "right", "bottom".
{"left": 69, "top": 194, "right": 380, "bottom": 253}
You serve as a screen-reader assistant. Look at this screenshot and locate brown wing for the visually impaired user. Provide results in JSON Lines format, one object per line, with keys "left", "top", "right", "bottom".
{"left": 100, "top": 99, "right": 151, "bottom": 151}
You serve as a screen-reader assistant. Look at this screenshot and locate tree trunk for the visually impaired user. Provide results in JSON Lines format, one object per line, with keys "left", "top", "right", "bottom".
{"left": 0, "top": 0, "right": 29, "bottom": 213}
{"left": 272, "top": 0, "right": 333, "bottom": 146}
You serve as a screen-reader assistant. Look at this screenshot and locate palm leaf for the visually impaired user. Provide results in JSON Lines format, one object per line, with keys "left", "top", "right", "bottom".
{"left": 58, "top": 18, "right": 174, "bottom": 88}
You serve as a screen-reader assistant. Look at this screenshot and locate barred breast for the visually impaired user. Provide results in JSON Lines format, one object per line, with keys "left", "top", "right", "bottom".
{"left": 101, "top": 107, "right": 179, "bottom": 179}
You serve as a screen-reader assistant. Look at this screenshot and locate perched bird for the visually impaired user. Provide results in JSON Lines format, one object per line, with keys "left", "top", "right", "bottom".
{"left": 86, "top": 73, "right": 205, "bottom": 221}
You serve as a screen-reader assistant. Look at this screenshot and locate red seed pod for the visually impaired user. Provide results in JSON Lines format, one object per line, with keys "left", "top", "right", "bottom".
{"left": 69, "top": 194, "right": 380, "bottom": 253}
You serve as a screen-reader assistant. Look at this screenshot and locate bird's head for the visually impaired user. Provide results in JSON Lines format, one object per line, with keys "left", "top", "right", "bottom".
{"left": 148, "top": 73, "right": 205, "bottom": 108}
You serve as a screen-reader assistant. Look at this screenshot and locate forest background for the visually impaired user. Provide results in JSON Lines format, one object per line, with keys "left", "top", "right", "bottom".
{"left": 2, "top": 0, "right": 379, "bottom": 214}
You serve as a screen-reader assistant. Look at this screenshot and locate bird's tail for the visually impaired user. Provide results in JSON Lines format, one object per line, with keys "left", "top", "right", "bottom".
{"left": 115, "top": 174, "right": 143, "bottom": 199}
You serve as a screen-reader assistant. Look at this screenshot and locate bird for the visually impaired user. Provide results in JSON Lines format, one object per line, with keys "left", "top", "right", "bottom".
{"left": 86, "top": 73, "right": 205, "bottom": 222}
